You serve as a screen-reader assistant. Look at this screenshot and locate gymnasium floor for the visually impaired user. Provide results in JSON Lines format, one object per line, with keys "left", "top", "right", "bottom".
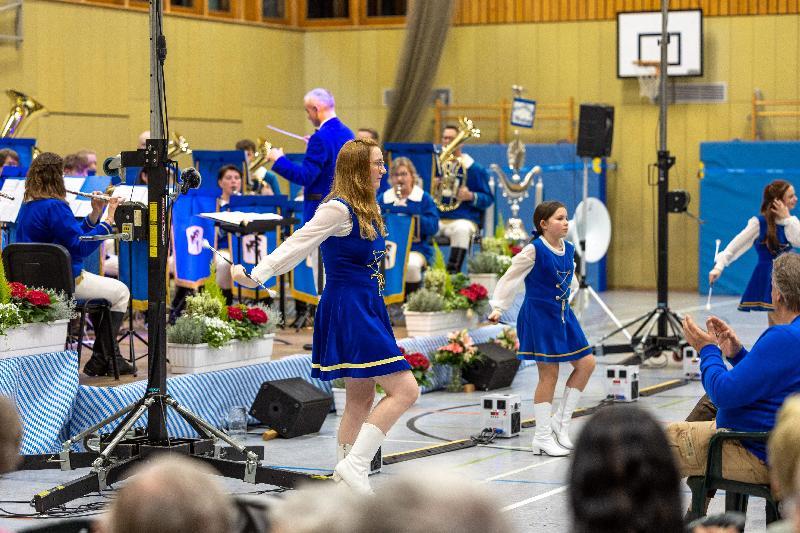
{"left": 0, "top": 290, "right": 773, "bottom": 532}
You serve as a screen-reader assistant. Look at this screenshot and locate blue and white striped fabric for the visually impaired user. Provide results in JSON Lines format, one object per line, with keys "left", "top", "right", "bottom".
{"left": 0, "top": 351, "right": 79, "bottom": 454}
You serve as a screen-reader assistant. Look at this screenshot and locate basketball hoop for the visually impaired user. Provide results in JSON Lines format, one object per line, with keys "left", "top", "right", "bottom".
{"left": 633, "top": 60, "right": 661, "bottom": 103}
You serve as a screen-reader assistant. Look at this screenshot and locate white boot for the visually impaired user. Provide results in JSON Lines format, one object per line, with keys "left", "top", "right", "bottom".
{"left": 333, "top": 423, "right": 384, "bottom": 494}
{"left": 551, "top": 387, "right": 581, "bottom": 450}
{"left": 336, "top": 442, "right": 352, "bottom": 463}
{"left": 531, "top": 402, "right": 570, "bottom": 457}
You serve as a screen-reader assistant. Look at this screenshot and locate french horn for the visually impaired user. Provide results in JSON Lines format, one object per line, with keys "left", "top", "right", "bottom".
{"left": 433, "top": 117, "right": 480, "bottom": 212}
{"left": 1, "top": 89, "right": 46, "bottom": 138}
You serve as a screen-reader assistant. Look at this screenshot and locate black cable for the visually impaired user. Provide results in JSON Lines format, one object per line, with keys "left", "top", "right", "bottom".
{"left": 470, "top": 427, "right": 499, "bottom": 445}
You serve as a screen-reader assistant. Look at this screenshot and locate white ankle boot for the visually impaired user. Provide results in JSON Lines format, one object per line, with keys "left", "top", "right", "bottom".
{"left": 551, "top": 387, "right": 581, "bottom": 450}
{"left": 333, "top": 423, "right": 384, "bottom": 494}
{"left": 531, "top": 402, "right": 570, "bottom": 457}
{"left": 336, "top": 442, "right": 352, "bottom": 463}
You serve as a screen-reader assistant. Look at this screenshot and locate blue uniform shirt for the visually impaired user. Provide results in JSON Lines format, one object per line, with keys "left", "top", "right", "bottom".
{"left": 380, "top": 185, "right": 440, "bottom": 263}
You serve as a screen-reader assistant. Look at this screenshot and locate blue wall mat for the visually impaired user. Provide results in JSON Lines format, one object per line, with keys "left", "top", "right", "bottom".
{"left": 699, "top": 141, "right": 800, "bottom": 296}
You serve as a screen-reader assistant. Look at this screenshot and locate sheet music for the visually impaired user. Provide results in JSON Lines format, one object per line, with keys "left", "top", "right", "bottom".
{"left": 198, "top": 211, "right": 282, "bottom": 225}
{"left": 101, "top": 185, "right": 149, "bottom": 220}
{"left": 0, "top": 180, "right": 25, "bottom": 223}
{"left": 65, "top": 177, "right": 88, "bottom": 217}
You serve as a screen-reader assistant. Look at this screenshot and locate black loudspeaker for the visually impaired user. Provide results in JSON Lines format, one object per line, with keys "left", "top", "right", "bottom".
{"left": 249, "top": 378, "right": 333, "bottom": 438}
{"left": 463, "top": 343, "right": 521, "bottom": 391}
{"left": 576, "top": 104, "right": 614, "bottom": 158}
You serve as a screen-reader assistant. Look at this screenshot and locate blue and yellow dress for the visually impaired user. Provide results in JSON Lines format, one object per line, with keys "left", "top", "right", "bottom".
{"left": 312, "top": 199, "right": 411, "bottom": 380}
{"left": 739, "top": 216, "right": 791, "bottom": 312}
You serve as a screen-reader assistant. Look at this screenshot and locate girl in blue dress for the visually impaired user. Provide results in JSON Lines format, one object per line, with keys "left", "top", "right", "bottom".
{"left": 233, "top": 138, "right": 418, "bottom": 493}
{"left": 488, "top": 201, "right": 595, "bottom": 457}
{"left": 709, "top": 180, "right": 799, "bottom": 326}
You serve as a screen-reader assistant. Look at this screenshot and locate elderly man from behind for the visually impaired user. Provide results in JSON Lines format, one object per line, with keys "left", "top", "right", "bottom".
{"left": 668, "top": 252, "right": 800, "bottom": 488}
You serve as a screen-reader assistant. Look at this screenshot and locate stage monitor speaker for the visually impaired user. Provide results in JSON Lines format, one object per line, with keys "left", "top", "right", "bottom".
{"left": 577, "top": 104, "right": 614, "bottom": 158}
{"left": 464, "top": 343, "right": 521, "bottom": 391}
{"left": 249, "top": 378, "right": 332, "bottom": 438}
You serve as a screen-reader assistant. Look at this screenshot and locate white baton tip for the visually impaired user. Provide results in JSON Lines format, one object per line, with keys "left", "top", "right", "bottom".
{"left": 202, "top": 239, "right": 211, "bottom": 249}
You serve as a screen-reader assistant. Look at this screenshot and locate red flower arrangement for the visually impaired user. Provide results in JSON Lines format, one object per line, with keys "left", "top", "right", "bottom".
{"left": 3, "top": 281, "right": 73, "bottom": 326}
{"left": 8, "top": 282, "right": 26, "bottom": 299}
{"left": 399, "top": 346, "right": 432, "bottom": 387}
{"left": 246, "top": 307, "right": 268, "bottom": 324}
{"left": 227, "top": 306, "right": 244, "bottom": 321}
{"left": 459, "top": 283, "right": 489, "bottom": 304}
{"left": 226, "top": 304, "right": 270, "bottom": 341}
{"left": 510, "top": 245, "right": 523, "bottom": 256}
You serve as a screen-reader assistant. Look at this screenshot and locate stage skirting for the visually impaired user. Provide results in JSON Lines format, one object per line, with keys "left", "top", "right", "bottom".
{"left": 6, "top": 324, "right": 522, "bottom": 454}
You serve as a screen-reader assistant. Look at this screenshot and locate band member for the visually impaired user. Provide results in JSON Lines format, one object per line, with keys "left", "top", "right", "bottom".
{"left": 233, "top": 139, "right": 419, "bottom": 493}
{"left": 15, "top": 153, "right": 133, "bottom": 376}
{"left": 380, "top": 157, "right": 439, "bottom": 294}
{"left": 435, "top": 124, "right": 493, "bottom": 273}
{"left": 215, "top": 165, "right": 242, "bottom": 303}
{"left": 266, "top": 88, "right": 354, "bottom": 223}
{"left": 489, "top": 201, "right": 595, "bottom": 457}
{"left": 709, "top": 179, "right": 800, "bottom": 325}
{"left": 235, "top": 139, "right": 281, "bottom": 195}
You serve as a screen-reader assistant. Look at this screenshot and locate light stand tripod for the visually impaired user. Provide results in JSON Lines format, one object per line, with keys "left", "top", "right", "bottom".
{"left": 593, "top": 0, "right": 686, "bottom": 361}
{"left": 117, "top": 238, "right": 149, "bottom": 375}
{"left": 22, "top": 0, "right": 322, "bottom": 513}
{"left": 571, "top": 157, "right": 631, "bottom": 342}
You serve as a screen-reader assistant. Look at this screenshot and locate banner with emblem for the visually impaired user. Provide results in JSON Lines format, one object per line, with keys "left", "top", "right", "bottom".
{"left": 171, "top": 192, "right": 217, "bottom": 289}
{"left": 289, "top": 204, "right": 320, "bottom": 305}
{"left": 382, "top": 212, "right": 414, "bottom": 305}
{"left": 229, "top": 205, "right": 280, "bottom": 300}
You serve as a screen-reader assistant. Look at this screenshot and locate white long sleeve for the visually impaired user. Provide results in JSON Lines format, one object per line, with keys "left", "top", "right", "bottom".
{"left": 250, "top": 200, "right": 352, "bottom": 283}
{"left": 713, "top": 217, "right": 759, "bottom": 273}
{"left": 489, "top": 243, "right": 536, "bottom": 312}
{"left": 783, "top": 215, "right": 800, "bottom": 246}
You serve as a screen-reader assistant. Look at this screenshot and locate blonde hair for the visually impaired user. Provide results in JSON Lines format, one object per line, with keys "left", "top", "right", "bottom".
{"left": 24, "top": 152, "right": 66, "bottom": 202}
{"left": 768, "top": 394, "right": 800, "bottom": 498}
{"left": 390, "top": 156, "right": 422, "bottom": 188}
{"left": 324, "top": 138, "right": 386, "bottom": 240}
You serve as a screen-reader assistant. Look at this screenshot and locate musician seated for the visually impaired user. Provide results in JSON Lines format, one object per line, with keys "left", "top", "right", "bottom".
{"left": 434, "top": 125, "right": 494, "bottom": 273}
{"left": 215, "top": 165, "right": 242, "bottom": 304}
{"left": 15, "top": 153, "right": 133, "bottom": 376}
{"left": 63, "top": 152, "right": 90, "bottom": 177}
{"left": 0, "top": 148, "right": 19, "bottom": 167}
{"left": 380, "top": 157, "right": 439, "bottom": 294}
{"left": 235, "top": 139, "right": 281, "bottom": 196}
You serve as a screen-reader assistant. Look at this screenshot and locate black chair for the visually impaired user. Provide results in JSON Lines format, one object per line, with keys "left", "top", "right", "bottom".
{"left": 2, "top": 243, "right": 119, "bottom": 379}
{"left": 686, "top": 429, "right": 780, "bottom": 526}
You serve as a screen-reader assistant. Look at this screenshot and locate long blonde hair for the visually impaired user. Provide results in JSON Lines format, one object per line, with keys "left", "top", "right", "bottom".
{"left": 324, "top": 138, "right": 386, "bottom": 240}
{"left": 24, "top": 152, "right": 67, "bottom": 202}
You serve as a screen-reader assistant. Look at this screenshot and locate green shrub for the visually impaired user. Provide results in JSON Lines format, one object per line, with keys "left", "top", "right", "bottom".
{"left": 468, "top": 252, "right": 502, "bottom": 274}
{"left": 167, "top": 315, "right": 206, "bottom": 345}
{"left": 405, "top": 288, "right": 445, "bottom": 312}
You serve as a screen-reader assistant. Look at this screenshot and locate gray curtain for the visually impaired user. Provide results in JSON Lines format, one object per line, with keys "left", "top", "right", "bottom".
{"left": 382, "top": 0, "right": 454, "bottom": 143}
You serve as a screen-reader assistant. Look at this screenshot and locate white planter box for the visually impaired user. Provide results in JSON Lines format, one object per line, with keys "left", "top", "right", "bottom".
{"left": 469, "top": 273, "right": 499, "bottom": 298}
{"left": 168, "top": 333, "right": 275, "bottom": 374}
{"left": 404, "top": 309, "right": 476, "bottom": 338}
{"left": 0, "top": 319, "right": 69, "bottom": 358}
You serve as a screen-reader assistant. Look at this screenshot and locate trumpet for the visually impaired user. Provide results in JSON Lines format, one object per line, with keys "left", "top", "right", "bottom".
{"left": 66, "top": 189, "right": 114, "bottom": 201}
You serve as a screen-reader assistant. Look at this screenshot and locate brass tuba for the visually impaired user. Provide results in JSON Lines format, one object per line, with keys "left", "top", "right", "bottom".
{"left": 167, "top": 132, "right": 192, "bottom": 159}
{"left": 1, "top": 89, "right": 46, "bottom": 138}
{"left": 433, "top": 117, "right": 480, "bottom": 212}
{"left": 246, "top": 137, "right": 274, "bottom": 193}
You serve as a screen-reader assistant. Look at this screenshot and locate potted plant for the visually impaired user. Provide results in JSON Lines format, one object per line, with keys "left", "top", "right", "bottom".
{"left": 0, "top": 279, "right": 76, "bottom": 358}
{"left": 494, "top": 326, "right": 520, "bottom": 352}
{"left": 331, "top": 347, "right": 432, "bottom": 416}
{"left": 432, "top": 329, "right": 484, "bottom": 392}
{"left": 467, "top": 252, "right": 502, "bottom": 296}
{"left": 167, "top": 289, "right": 281, "bottom": 374}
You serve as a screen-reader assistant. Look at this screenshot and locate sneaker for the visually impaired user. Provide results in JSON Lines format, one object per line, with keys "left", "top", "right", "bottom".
{"left": 83, "top": 356, "right": 109, "bottom": 377}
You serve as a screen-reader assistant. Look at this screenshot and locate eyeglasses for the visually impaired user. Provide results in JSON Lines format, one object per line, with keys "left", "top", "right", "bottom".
{"left": 371, "top": 160, "right": 386, "bottom": 168}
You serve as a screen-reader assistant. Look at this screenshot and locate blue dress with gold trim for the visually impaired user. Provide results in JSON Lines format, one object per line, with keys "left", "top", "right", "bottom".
{"left": 516, "top": 238, "right": 592, "bottom": 363}
{"left": 311, "top": 198, "right": 411, "bottom": 380}
{"left": 738, "top": 216, "right": 791, "bottom": 312}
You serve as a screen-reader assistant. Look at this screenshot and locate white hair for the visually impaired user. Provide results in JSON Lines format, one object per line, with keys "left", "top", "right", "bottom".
{"left": 304, "top": 88, "right": 335, "bottom": 109}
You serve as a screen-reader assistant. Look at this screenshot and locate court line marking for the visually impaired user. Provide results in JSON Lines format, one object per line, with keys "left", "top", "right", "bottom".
{"left": 501, "top": 485, "right": 568, "bottom": 512}
{"left": 482, "top": 457, "right": 563, "bottom": 483}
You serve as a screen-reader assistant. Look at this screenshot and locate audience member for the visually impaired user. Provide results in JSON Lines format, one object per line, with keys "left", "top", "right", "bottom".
{"left": 104, "top": 455, "right": 233, "bottom": 533}
{"left": 569, "top": 404, "right": 684, "bottom": 533}
{"left": 765, "top": 395, "right": 800, "bottom": 533}
{"left": 0, "top": 396, "right": 21, "bottom": 475}
{"left": 670, "top": 252, "right": 800, "bottom": 492}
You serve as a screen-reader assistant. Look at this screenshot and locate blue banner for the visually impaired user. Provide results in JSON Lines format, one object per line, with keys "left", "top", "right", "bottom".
{"left": 290, "top": 208, "right": 319, "bottom": 305}
{"left": 382, "top": 213, "right": 413, "bottom": 305}
{"left": 119, "top": 240, "right": 149, "bottom": 311}
{"left": 171, "top": 192, "right": 217, "bottom": 289}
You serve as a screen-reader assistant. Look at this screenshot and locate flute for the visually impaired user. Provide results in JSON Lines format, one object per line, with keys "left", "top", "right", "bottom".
{"left": 66, "top": 189, "right": 114, "bottom": 201}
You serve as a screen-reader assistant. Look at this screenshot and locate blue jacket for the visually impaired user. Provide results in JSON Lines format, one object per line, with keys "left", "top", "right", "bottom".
{"left": 271, "top": 117, "right": 354, "bottom": 222}
{"left": 381, "top": 185, "right": 440, "bottom": 263}
{"left": 15, "top": 198, "right": 113, "bottom": 278}
{"left": 439, "top": 157, "right": 493, "bottom": 225}
{"left": 700, "top": 315, "right": 800, "bottom": 461}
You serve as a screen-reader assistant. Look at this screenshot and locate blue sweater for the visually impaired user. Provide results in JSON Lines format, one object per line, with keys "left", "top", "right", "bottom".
{"left": 439, "top": 159, "right": 494, "bottom": 225}
{"left": 271, "top": 117, "right": 354, "bottom": 223}
{"left": 15, "top": 198, "right": 113, "bottom": 278}
{"left": 700, "top": 315, "right": 800, "bottom": 461}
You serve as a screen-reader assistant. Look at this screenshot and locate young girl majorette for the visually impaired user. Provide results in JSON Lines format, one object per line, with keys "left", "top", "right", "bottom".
{"left": 488, "top": 201, "right": 596, "bottom": 457}
{"left": 709, "top": 179, "right": 799, "bottom": 326}
{"left": 233, "top": 138, "right": 419, "bottom": 493}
